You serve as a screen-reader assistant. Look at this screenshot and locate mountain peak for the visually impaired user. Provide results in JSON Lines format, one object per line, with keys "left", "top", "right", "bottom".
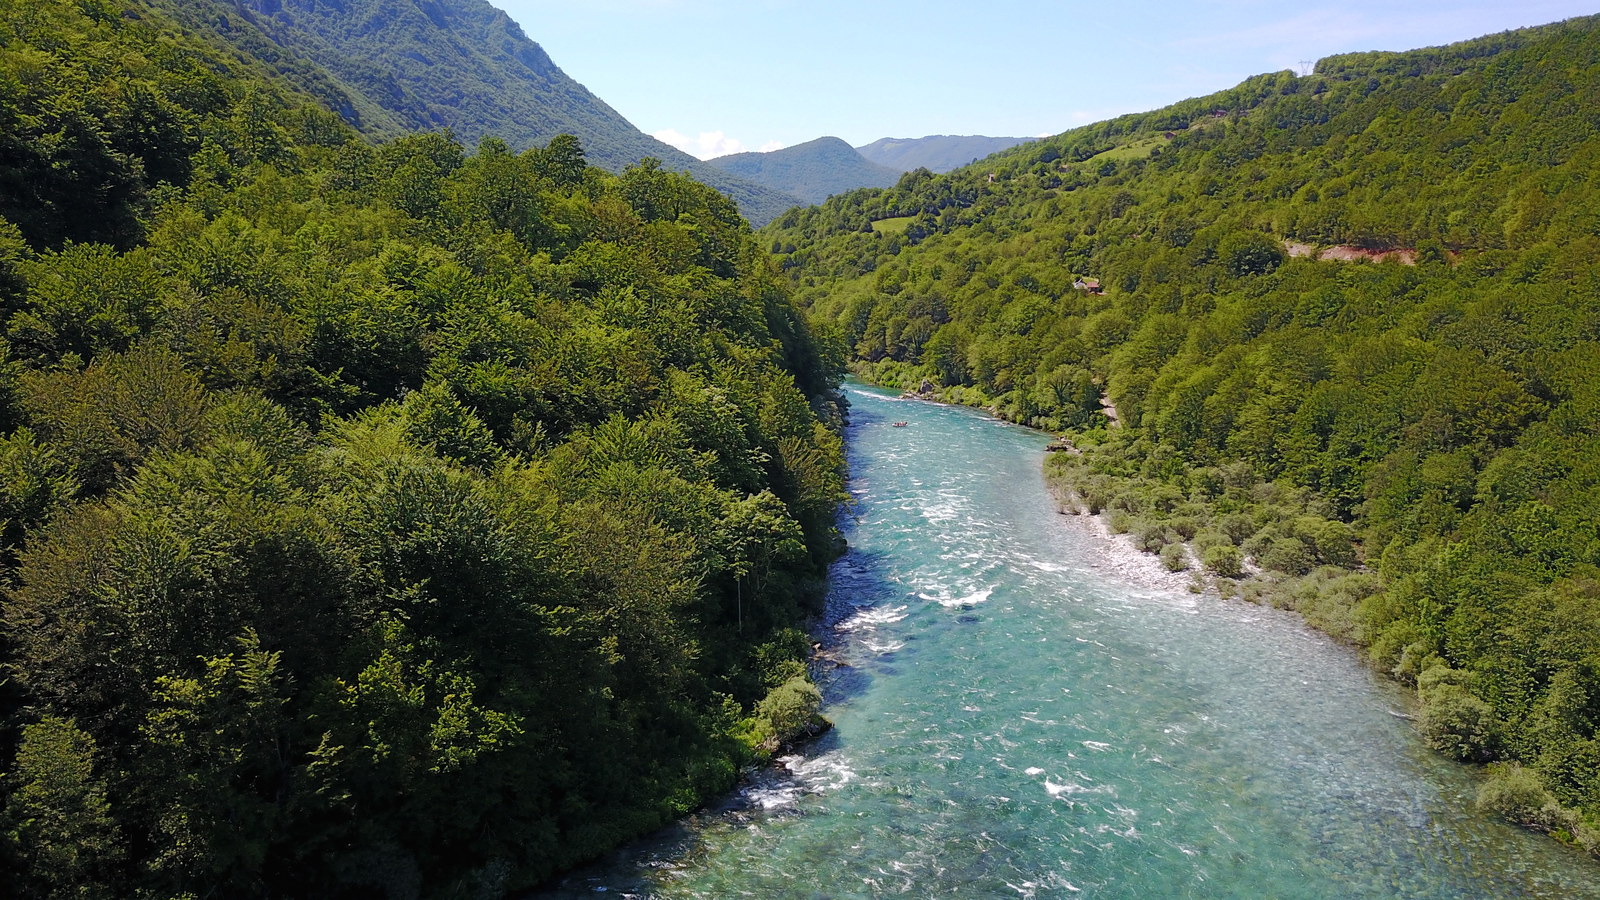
{"left": 161, "top": 0, "right": 803, "bottom": 223}
{"left": 708, "top": 136, "right": 900, "bottom": 205}
{"left": 856, "top": 135, "right": 1035, "bottom": 173}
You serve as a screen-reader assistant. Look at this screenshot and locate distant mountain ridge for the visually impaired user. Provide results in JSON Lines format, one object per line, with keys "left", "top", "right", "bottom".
{"left": 708, "top": 137, "right": 901, "bottom": 205}
{"left": 140, "top": 0, "right": 805, "bottom": 224}
{"left": 856, "top": 135, "right": 1035, "bottom": 173}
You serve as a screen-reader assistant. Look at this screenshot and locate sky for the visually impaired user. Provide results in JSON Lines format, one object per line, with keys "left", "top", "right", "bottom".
{"left": 496, "top": 0, "right": 1600, "bottom": 159}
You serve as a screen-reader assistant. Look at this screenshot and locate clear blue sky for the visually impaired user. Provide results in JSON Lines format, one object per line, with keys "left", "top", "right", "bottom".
{"left": 497, "top": 0, "right": 1599, "bottom": 158}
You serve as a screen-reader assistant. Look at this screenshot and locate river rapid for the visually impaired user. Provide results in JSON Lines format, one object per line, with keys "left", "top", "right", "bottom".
{"left": 536, "top": 382, "right": 1600, "bottom": 899}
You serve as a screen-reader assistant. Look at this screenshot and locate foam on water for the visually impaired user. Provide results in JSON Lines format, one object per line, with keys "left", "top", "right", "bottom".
{"left": 936, "top": 586, "right": 993, "bottom": 608}
{"left": 836, "top": 604, "right": 907, "bottom": 631}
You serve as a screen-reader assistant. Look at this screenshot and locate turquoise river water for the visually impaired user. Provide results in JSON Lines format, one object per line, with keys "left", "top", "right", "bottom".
{"left": 537, "top": 382, "right": 1600, "bottom": 898}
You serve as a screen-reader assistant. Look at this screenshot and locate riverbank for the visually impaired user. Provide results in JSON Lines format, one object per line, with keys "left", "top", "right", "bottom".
{"left": 1048, "top": 491, "right": 1199, "bottom": 596}
{"left": 851, "top": 365, "right": 1373, "bottom": 624}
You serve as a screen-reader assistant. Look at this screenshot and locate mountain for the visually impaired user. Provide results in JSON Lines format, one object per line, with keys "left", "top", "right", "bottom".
{"left": 139, "top": 0, "right": 805, "bottom": 224}
{"left": 769, "top": 15, "right": 1600, "bottom": 852}
{"left": 856, "top": 134, "right": 1034, "bottom": 173}
{"left": 708, "top": 136, "right": 902, "bottom": 205}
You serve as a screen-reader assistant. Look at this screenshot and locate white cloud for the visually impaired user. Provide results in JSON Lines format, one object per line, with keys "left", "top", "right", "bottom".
{"left": 651, "top": 128, "right": 695, "bottom": 154}
{"left": 651, "top": 128, "right": 782, "bottom": 159}
{"left": 695, "top": 131, "right": 746, "bottom": 158}
{"left": 1065, "top": 108, "right": 1127, "bottom": 126}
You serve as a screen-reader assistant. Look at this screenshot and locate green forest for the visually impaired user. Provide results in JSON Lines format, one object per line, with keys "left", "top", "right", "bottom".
{"left": 0, "top": 1, "right": 844, "bottom": 896}
{"left": 11, "top": 0, "right": 1600, "bottom": 893}
{"left": 766, "top": 15, "right": 1600, "bottom": 851}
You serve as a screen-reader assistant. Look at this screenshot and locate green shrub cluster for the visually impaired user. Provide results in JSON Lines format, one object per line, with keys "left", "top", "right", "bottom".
{"left": 1478, "top": 763, "right": 1600, "bottom": 853}
{"left": 1045, "top": 433, "right": 1380, "bottom": 636}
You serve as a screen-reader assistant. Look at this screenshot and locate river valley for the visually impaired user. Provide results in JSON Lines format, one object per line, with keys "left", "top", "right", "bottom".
{"left": 536, "top": 382, "right": 1600, "bottom": 899}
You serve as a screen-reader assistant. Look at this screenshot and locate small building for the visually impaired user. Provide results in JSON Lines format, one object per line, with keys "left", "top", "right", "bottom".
{"left": 1073, "top": 277, "right": 1104, "bottom": 295}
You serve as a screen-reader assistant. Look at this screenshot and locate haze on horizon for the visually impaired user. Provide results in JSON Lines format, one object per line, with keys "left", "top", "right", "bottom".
{"left": 498, "top": 0, "right": 1600, "bottom": 159}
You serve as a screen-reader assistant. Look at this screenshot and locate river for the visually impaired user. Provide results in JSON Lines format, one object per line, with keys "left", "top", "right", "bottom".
{"left": 536, "top": 381, "right": 1600, "bottom": 898}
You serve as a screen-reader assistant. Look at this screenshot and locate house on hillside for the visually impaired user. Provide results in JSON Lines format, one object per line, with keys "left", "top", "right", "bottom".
{"left": 1073, "top": 277, "right": 1103, "bottom": 295}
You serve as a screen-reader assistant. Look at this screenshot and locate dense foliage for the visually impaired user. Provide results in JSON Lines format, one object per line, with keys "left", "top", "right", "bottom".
{"left": 140, "top": 0, "right": 806, "bottom": 225}
{"left": 0, "top": 0, "right": 355, "bottom": 249}
{"left": 708, "top": 137, "right": 900, "bottom": 206}
{"left": 768, "top": 15, "right": 1600, "bottom": 848}
{"left": 0, "top": 1, "right": 845, "bottom": 896}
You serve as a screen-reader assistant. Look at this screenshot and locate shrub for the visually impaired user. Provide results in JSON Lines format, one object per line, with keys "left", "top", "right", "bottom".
{"left": 1134, "top": 522, "right": 1170, "bottom": 553}
{"left": 754, "top": 630, "right": 813, "bottom": 688}
{"left": 755, "top": 676, "right": 824, "bottom": 748}
{"left": 1159, "top": 542, "right": 1189, "bottom": 572}
{"left": 1203, "top": 544, "right": 1244, "bottom": 578}
{"left": 1419, "top": 679, "right": 1498, "bottom": 762}
{"left": 1261, "top": 537, "right": 1315, "bottom": 575}
{"left": 1393, "top": 641, "right": 1442, "bottom": 684}
{"left": 1310, "top": 519, "right": 1358, "bottom": 567}
{"left": 1243, "top": 527, "right": 1277, "bottom": 559}
{"left": 1146, "top": 483, "right": 1185, "bottom": 513}
{"left": 1167, "top": 516, "right": 1200, "bottom": 540}
{"left": 1189, "top": 467, "right": 1224, "bottom": 498}
{"left": 1418, "top": 663, "right": 1476, "bottom": 694}
{"left": 1220, "top": 512, "right": 1256, "bottom": 545}
{"left": 1191, "top": 529, "right": 1231, "bottom": 556}
{"left": 1368, "top": 620, "right": 1426, "bottom": 674}
{"left": 1477, "top": 763, "right": 1557, "bottom": 828}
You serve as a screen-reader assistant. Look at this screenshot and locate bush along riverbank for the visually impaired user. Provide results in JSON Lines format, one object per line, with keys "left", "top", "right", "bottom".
{"left": 1041, "top": 428, "right": 1600, "bottom": 855}
{"left": 849, "top": 362, "right": 1600, "bottom": 856}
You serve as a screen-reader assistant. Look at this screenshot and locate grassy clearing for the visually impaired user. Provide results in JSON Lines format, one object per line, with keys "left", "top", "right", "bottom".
{"left": 870, "top": 215, "right": 916, "bottom": 234}
{"left": 1084, "top": 135, "right": 1168, "bottom": 164}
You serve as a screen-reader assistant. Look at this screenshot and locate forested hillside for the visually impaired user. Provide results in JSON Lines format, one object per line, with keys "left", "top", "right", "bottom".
{"left": 0, "top": 1, "right": 844, "bottom": 896}
{"left": 709, "top": 136, "right": 901, "bottom": 205}
{"left": 769, "top": 16, "right": 1600, "bottom": 848}
{"left": 139, "top": 0, "right": 807, "bottom": 224}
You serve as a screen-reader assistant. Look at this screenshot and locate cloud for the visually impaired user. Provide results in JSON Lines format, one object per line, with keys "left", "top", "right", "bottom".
{"left": 651, "top": 128, "right": 783, "bottom": 159}
{"left": 1065, "top": 107, "right": 1130, "bottom": 126}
